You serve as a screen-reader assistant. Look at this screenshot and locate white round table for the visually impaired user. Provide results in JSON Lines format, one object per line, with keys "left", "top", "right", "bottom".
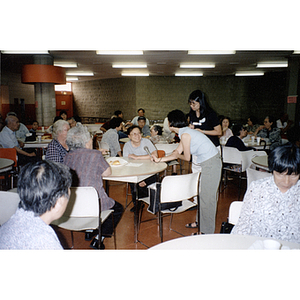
{"left": 149, "top": 234, "right": 300, "bottom": 250}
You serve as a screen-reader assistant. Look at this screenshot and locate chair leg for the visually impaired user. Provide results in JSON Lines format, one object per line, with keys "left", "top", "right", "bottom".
{"left": 169, "top": 214, "right": 186, "bottom": 237}
{"left": 70, "top": 231, "right": 75, "bottom": 249}
{"left": 158, "top": 210, "right": 163, "bottom": 243}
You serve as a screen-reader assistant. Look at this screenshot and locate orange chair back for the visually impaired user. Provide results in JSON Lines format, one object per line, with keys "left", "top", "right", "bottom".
{"left": 0, "top": 148, "right": 18, "bottom": 167}
{"left": 157, "top": 150, "right": 165, "bottom": 158}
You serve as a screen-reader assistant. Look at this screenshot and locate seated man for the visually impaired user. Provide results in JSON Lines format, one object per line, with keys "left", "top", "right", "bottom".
{"left": 0, "top": 160, "right": 72, "bottom": 250}
{"left": 123, "top": 125, "right": 158, "bottom": 211}
{"left": 6, "top": 112, "right": 30, "bottom": 142}
{"left": 138, "top": 116, "right": 151, "bottom": 137}
{"left": 63, "top": 124, "right": 124, "bottom": 249}
{"left": 225, "top": 124, "right": 255, "bottom": 151}
{"left": 101, "top": 117, "right": 123, "bottom": 157}
{"left": 0, "top": 115, "right": 37, "bottom": 166}
{"left": 131, "top": 108, "right": 150, "bottom": 126}
{"left": 231, "top": 143, "right": 300, "bottom": 243}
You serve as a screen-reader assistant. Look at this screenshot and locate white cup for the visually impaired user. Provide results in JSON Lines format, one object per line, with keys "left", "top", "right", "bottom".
{"left": 42, "top": 126, "right": 44, "bottom": 132}
{"left": 257, "top": 137, "right": 261, "bottom": 145}
{"left": 251, "top": 136, "right": 255, "bottom": 143}
{"left": 263, "top": 239, "right": 281, "bottom": 250}
{"left": 37, "top": 136, "right": 42, "bottom": 142}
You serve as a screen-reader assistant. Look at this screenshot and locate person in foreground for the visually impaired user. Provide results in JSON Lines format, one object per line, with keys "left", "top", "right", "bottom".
{"left": 152, "top": 109, "right": 222, "bottom": 234}
{"left": 0, "top": 160, "right": 72, "bottom": 250}
{"left": 63, "top": 124, "right": 124, "bottom": 249}
{"left": 231, "top": 144, "right": 300, "bottom": 243}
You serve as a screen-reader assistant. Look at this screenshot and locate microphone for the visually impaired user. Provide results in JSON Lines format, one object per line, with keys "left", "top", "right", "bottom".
{"left": 144, "top": 146, "right": 152, "bottom": 157}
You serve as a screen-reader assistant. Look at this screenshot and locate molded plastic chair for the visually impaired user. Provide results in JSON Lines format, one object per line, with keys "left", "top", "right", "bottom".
{"left": 228, "top": 201, "right": 243, "bottom": 225}
{"left": 138, "top": 172, "right": 201, "bottom": 243}
{"left": 0, "top": 148, "right": 18, "bottom": 189}
{"left": 222, "top": 147, "right": 266, "bottom": 200}
{"left": 51, "top": 187, "right": 115, "bottom": 249}
{"left": 246, "top": 167, "right": 272, "bottom": 188}
{"left": 0, "top": 191, "right": 20, "bottom": 226}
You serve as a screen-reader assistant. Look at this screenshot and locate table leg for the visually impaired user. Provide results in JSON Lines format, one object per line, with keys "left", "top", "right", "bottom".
{"left": 133, "top": 182, "right": 138, "bottom": 243}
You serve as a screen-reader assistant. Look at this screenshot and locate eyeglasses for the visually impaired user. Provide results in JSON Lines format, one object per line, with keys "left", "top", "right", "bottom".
{"left": 130, "top": 132, "right": 142, "bottom": 136}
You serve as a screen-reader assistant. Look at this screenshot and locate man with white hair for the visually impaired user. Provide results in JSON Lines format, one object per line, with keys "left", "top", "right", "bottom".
{"left": 0, "top": 115, "right": 37, "bottom": 166}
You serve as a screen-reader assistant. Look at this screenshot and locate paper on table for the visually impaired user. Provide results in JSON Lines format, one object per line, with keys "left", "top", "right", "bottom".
{"left": 127, "top": 163, "right": 143, "bottom": 167}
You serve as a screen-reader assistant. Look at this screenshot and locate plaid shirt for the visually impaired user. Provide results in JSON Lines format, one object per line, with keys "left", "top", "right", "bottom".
{"left": 45, "top": 139, "right": 68, "bottom": 163}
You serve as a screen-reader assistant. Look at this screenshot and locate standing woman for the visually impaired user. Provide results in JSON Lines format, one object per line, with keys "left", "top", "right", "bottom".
{"left": 188, "top": 90, "right": 222, "bottom": 148}
{"left": 152, "top": 110, "right": 222, "bottom": 234}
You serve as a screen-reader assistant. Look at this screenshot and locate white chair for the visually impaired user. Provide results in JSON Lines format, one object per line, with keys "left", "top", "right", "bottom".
{"left": 228, "top": 201, "right": 243, "bottom": 225}
{"left": 246, "top": 167, "right": 272, "bottom": 188}
{"left": 222, "top": 147, "right": 255, "bottom": 199}
{"left": 51, "top": 187, "right": 115, "bottom": 249}
{"left": 222, "top": 147, "right": 267, "bottom": 200}
{"left": 0, "top": 191, "right": 20, "bottom": 226}
{"left": 138, "top": 172, "right": 201, "bottom": 243}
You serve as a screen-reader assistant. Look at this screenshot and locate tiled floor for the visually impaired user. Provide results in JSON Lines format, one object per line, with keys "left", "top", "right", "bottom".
{"left": 52, "top": 162, "right": 247, "bottom": 250}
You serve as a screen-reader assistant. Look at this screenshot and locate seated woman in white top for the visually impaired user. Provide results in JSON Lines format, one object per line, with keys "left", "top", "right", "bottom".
{"left": 219, "top": 116, "right": 233, "bottom": 139}
{"left": 123, "top": 125, "right": 158, "bottom": 210}
{"left": 231, "top": 143, "right": 300, "bottom": 244}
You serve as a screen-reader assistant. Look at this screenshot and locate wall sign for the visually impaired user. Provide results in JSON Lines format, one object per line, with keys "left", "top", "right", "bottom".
{"left": 287, "top": 95, "right": 297, "bottom": 104}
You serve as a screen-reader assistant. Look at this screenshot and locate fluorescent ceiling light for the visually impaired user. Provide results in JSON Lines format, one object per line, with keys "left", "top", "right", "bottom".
{"left": 96, "top": 50, "right": 143, "bottom": 55}
{"left": 66, "top": 77, "right": 78, "bottom": 81}
{"left": 235, "top": 71, "right": 264, "bottom": 76}
{"left": 55, "top": 82, "right": 72, "bottom": 91}
{"left": 175, "top": 72, "right": 203, "bottom": 76}
{"left": 121, "top": 72, "right": 149, "bottom": 76}
{"left": 112, "top": 63, "right": 147, "bottom": 68}
{"left": 256, "top": 61, "right": 288, "bottom": 68}
{"left": 66, "top": 71, "right": 94, "bottom": 76}
{"left": 180, "top": 63, "right": 215, "bottom": 68}
{"left": 188, "top": 50, "right": 236, "bottom": 55}
{"left": 54, "top": 62, "right": 78, "bottom": 68}
{"left": 293, "top": 50, "right": 300, "bottom": 54}
{"left": 1, "top": 50, "right": 49, "bottom": 54}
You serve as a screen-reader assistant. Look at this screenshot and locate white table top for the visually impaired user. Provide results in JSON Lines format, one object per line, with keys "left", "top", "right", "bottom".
{"left": 252, "top": 155, "right": 268, "bottom": 168}
{"left": 24, "top": 139, "right": 52, "bottom": 148}
{"left": 0, "top": 158, "right": 14, "bottom": 172}
{"left": 103, "top": 157, "right": 167, "bottom": 183}
{"left": 149, "top": 234, "right": 300, "bottom": 250}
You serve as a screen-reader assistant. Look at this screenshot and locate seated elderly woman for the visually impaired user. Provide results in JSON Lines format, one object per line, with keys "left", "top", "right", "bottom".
{"left": 63, "top": 124, "right": 123, "bottom": 249}
{"left": 45, "top": 119, "right": 70, "bottom": 163}
{"left": 254, "top": 115, "right": 281, "bottom": 151}
{"left": 225, "top": 124, "right": 255, "bottom": 151}
{"left": 231, "top": 143, "right": 300, "bottom": 243}
{"left": 123, "top": 125, "right": 158, "bottom": 211}
{"left": 150, "top": 125, "right": 167, "bottom": 144}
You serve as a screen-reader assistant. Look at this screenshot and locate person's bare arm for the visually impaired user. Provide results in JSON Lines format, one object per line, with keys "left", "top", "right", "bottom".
{"left": 14, "top": 146, "right": 36, "bottom": 157}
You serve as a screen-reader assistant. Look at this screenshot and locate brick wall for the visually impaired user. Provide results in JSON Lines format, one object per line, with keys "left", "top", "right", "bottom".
{"left": 72, "top": 71, "right": 288, "bottom": 124}
{"left": 1, "top": 69, "right": 289, "bottom": 126}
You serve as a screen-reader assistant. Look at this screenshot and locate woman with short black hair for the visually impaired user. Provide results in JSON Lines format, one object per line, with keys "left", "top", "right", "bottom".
{"left": 232, "top": 143, "right": 300, "bottom": 243}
